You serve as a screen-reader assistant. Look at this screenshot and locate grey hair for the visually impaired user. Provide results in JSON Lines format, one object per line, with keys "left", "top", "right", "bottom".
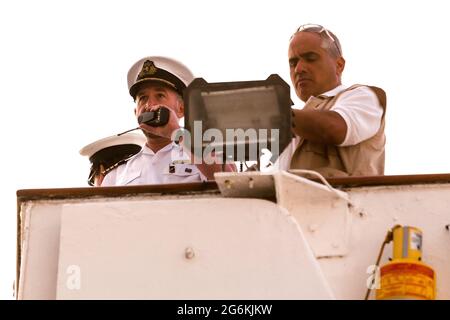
{"left": 176, "top": 92, "right": 183, "bottom": 102}
{"left": 292, "top": 26, "right": 343, "bottom": 58}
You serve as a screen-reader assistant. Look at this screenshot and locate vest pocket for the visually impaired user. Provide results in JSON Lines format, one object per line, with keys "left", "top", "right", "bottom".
{"left": 301, "top": 142, "right": 346, "bottom": 174}
{"left": 304, "top": 142, "right": 327, "bottom": 155}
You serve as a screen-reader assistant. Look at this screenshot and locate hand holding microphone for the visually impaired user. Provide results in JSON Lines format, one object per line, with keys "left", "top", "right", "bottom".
{"left": 138, "top": 107, "right": 170, "bottom": 127}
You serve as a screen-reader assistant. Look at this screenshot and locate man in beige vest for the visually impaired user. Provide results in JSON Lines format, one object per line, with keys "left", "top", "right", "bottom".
{"left": 277, "top": 24, "right": 387, "bottom": 177}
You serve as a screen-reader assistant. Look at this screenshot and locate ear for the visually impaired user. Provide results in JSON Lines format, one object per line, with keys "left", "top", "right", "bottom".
{"left": 176, "top": 101, "right": 184, "bottom": 118}
{"left": 336, "top": 56, "right": 345, "bottom": 77}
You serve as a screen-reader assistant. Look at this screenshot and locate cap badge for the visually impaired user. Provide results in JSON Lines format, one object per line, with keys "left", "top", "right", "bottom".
{"left": 137, "top": 60, "right": 158, "bottom": 81}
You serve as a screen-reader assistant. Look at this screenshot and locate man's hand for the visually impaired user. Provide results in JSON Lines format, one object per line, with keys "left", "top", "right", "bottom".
{"left": 292, "top": 109, "right": 347, "bottom": 145}
{"left": 139, "top": 105, "right": 180, "bottom": 140}
{"left": 177, "top": 137, "right": 237, "bottom": 180}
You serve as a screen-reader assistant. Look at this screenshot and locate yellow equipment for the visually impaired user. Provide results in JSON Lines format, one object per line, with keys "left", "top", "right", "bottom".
{"left": 376, "top": 225, "right": 436, "bottom": 300}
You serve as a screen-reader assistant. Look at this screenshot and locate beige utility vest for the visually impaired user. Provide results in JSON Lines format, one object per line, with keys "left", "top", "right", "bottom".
{"left": 289, "top": 84, "right": 387, "bottom": 177}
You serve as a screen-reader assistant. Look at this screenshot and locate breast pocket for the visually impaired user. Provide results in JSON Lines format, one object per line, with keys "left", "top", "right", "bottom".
{"left": 162, "top": 164, "right": 201, "bottom": 183}
{"left": 302, "top": 142, "right": 345, "bottom": 175}
{"left": 304, "top": 142, "right": 327, "bottom": 155}
{"left": 301, "top": 142, "right": 328, "bottom": 167}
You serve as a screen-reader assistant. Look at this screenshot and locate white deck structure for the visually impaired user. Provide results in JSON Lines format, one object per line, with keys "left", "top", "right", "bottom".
{"left": 16, "top": 171, "right": 450, "bottom": 299}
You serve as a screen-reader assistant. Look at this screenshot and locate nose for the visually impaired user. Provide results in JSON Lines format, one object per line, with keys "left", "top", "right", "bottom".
{"left": 294, "top": 60, "right": 306, "bottom": 74}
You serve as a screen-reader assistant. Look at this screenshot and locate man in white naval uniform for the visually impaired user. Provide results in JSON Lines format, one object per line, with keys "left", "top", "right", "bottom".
{"left": 102, "top": 56, "right": 235, "bottom": 186}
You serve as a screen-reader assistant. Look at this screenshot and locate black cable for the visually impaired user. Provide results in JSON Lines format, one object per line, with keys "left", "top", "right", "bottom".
{"left": 364, "top": 226, "right": 397, "bottom": 300}
{"left": 117, "top": 127, "right": 140, "bottom": 136}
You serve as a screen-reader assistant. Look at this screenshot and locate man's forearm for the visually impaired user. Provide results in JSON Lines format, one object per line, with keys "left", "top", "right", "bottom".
{"left": 292, "top": 109, "right": 347, "bottom": 145}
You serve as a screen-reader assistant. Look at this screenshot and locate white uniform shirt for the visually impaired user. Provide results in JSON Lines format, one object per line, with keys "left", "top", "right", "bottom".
{"left": 101, "top": 142, "right": 206, "bottom": 186}
{"left": 276, "top": 84, "right": 383, "bottom": 171}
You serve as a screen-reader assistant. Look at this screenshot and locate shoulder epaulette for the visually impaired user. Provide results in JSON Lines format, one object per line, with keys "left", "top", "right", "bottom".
{"left": 101, "top": 154, "right": 135, "bottom": 176}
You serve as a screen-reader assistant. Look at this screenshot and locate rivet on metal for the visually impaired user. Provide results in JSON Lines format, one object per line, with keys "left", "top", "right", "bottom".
{"left": 185, "top": 247, "right": 195, "bottom": 260}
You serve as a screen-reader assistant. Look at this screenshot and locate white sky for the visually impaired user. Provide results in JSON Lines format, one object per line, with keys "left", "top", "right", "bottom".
{"left": 1, "top": 0, "right": 450, "bottom": 299}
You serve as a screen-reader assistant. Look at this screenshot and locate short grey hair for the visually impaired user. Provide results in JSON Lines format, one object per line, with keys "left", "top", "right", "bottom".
{"left": 292, "top": 26, "right": 343, "bottom": 58}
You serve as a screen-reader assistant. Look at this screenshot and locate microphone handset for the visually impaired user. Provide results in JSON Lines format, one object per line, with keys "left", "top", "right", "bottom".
{"left": 138, "top": 107, "right": 170, "bottom": 127}
{"left": 117, "top": 106, "right": 171, "bottom": 136}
